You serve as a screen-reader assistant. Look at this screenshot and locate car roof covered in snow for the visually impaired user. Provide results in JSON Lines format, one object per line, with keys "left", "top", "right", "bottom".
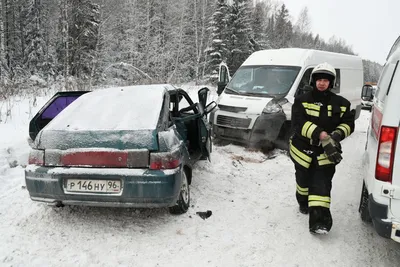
{"left": 242, "top": 48, "right": 363, "bottom": 70}
{"left": 45, "top": 84, "right": 171, "bottom": 131}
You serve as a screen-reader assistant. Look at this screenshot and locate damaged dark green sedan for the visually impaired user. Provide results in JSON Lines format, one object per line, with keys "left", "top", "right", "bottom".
{"left": 25, "top": 84, "right": 216, "bottom": 214}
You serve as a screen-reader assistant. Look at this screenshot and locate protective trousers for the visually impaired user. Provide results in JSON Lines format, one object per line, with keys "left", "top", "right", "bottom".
{"left": 295, "top": 160, "right": 336, "bottom": 231}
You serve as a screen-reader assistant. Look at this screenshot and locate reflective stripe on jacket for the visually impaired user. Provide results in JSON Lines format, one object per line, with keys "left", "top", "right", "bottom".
{"left": 290, "top": 90, "right": 355, "bottom": 168}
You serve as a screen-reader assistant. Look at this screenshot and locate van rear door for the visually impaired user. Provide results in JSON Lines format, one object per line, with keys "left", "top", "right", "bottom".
{"left": 380, "top": 61, "right": 400, "bottom": 218}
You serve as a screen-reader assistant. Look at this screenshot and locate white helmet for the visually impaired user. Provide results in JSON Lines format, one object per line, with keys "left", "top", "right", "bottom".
{"left": 310, "top": 62, "right": 336, "bottom": 88}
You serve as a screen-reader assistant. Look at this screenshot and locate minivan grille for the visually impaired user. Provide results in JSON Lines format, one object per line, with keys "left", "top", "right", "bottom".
{"left": 218, "top": 104, "right": 247, "bottom": 113}
{"left": 216, "top": 115, "right": 251, "bottom": 128}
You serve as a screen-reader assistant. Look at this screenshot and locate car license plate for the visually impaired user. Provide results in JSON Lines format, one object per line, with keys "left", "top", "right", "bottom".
{"left": 65, "top": 179, "right": 122, "bottom": 193}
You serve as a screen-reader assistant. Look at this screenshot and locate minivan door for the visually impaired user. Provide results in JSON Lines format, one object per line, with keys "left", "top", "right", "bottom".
{"left": 29, "top": 91, "right": 89, "bottom": 141}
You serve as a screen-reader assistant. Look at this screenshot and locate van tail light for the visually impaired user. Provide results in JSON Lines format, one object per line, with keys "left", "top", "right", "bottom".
{"left": 149, "top": 149, "right": 181, "bottom": 170}
{"left": 375, "top": 126, "right": 398, "bottom": 182}
{"left": 28, "top": 149, "right": 45, "bottom": 166}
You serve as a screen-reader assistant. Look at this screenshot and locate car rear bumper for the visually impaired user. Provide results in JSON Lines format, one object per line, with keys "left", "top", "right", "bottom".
{"left": 368, "top": 194, "right": 400, "bottom": 242}
{"left": 361, "top": 100, "right": 373, "bottom": 109}
{"left": 25, "top": 165, "right": 182, "bottom": 208}
{"left": 369, "top": 194, "right": 391, "bottom": 238}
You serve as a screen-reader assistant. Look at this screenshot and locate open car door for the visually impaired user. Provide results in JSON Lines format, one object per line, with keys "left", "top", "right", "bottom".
{"left": 29, "top": 91, "right": 90, "bottom": 141}
{"left": 169, "top": 88, "right": 212, "bottom": 161}
{"left": 197, "top": 87, "right": 214, "bottom": 160}
{"left": 199, "top": 114, "right": 212, "bottom": 160}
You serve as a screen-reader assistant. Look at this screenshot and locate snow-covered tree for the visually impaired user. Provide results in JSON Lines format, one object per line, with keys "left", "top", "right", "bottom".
{"left": 23, "top": 0, "right": 48, "bottom": 77}
{"left": 205, "top": 0, "right": 229, "bottom": 80}
{"left": 68, "top": 0, "right": 100, "bottom": 79}
{"left": 251, "top": 1, "right": 268, "bottom": 50}
{"left": 363, "top": 59, "right": 383, "bottom": 83}
{"left": 226, "top": 0, "right": 253, "bottom": 74}
{"left": 273, "top": 4, "right": 292, "bottom": 48}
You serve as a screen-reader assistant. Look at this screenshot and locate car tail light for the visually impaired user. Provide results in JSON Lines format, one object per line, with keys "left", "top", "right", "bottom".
{"left": 28, "top": 149, "right": 45, "bottom": 165}
{"left": 149, "top": 149, "right": 181, "bottom": 170}
{"left": 375, "top": 126, "right": 398, "bottom": 182}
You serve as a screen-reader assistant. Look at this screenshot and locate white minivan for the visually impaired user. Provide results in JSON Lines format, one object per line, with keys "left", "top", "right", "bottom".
{"left": 360, "top": 38, "right": 400, "bottom": 242}
{"left": 210, "top": 48, "right": 364, "bottom": 149}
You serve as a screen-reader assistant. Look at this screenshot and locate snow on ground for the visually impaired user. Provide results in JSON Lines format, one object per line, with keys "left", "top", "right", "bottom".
{"left": 1, "top": 87, "right": 400, "bottom": 267}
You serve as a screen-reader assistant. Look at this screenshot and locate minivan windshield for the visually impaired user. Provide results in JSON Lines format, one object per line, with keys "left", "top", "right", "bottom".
{"left": 225, "top": 65, "right": 301, "bottom": 97}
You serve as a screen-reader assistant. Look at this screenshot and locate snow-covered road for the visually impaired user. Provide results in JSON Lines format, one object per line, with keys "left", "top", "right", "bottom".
{"left": 1, "top": 92, "right": 400, "bottom": 267}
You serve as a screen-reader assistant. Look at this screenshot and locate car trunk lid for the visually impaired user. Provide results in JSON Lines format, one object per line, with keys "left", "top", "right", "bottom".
{"left": 37, "top": 129, "right": 158, "bottom": 168}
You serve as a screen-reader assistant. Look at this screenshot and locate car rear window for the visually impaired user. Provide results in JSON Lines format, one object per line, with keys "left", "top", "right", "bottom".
{"left": 41, "top": 96, "right": 81, "bottom": 119}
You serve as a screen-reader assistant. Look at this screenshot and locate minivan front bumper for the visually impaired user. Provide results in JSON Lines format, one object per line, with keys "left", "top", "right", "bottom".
{"left": 210, "top": 109, "right": 286, "bottom": 144}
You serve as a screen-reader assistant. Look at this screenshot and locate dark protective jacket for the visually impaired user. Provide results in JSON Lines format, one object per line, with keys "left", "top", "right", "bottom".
{"left": 289, "top": 89, "right": 355, "bottom": 169}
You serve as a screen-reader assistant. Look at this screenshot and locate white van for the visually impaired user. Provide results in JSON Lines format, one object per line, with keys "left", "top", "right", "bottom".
{"left": 210, "top": 48, "right": 364, "bottom": 149}
{"left": 360, "top": 40, "right": 400, "bottom": 242}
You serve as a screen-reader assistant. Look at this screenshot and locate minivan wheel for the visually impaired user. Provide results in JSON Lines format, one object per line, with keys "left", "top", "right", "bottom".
{"left": 169, "top": 171, "right": 190, "bottom": 215}
{"left": 359, "top": 181, "right": 372, "bottom": 223}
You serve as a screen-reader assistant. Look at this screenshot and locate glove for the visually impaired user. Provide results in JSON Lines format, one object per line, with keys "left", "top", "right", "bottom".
{"left": 330, "top": 130, "right": 342, "bottom": 151}
{"left": 321, "top": 135, "right": 342, "bottom": 164}
{"left": 330, "top": 130, "right": 343, "bottom": 143}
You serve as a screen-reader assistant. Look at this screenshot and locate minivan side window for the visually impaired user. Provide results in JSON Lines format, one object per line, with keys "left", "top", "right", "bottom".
{"left": 331, "top": 69, "right": 341, "bottom": 94}
{"left": 386, "top": 61, "right": 399, "bottom": 96}
{"left": 376, "top": 61, "right": 398, "bottom": 106}
{"left": 295, "top": 68, "right": 313, "bottom": 96}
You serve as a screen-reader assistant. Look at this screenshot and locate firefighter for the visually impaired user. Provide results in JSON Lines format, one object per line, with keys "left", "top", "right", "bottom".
{"left": 289, "top": 62, "right": 355, "bottom": 234}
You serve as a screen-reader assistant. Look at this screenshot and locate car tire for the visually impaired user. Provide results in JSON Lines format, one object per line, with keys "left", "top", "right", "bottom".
{"left": 169, "top": 170, "right": 190, "bottom": 215}
{"left": 359, "top": 181, "right": 372, "bottom": 223}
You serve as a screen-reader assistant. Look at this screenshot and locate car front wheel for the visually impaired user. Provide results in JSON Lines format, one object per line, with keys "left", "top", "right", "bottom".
{"left": 169, "top": 170, "right": 190, "bottom": 215}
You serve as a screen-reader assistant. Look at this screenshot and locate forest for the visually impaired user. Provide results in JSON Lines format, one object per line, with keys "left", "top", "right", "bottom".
{"left": 0, "top": 0, "right": 383, "bottom": 97}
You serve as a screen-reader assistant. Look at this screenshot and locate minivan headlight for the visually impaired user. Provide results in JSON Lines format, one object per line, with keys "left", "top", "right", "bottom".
{"left": 262, "top": 98, "right": 288, "bottom": 114}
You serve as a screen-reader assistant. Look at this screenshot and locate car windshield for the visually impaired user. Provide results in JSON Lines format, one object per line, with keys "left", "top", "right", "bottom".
{"left": 226, "top": 65, "right": 301, "bottom": 97}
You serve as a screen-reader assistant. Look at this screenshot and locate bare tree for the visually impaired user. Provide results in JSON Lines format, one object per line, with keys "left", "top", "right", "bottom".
{"left": 295, "top": 7, "right": 311, "bottom": 33}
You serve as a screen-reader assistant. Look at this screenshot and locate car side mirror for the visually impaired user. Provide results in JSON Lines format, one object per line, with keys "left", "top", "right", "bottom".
{"left": 205, "top": 101, "right": 218, "bottom": 115}
{"left": 217, "top": 82, "right": 226, "bottom": 95}
{"left": 361, "top": 86, "right": 374, "bottom": 101}
{"left": 198, "top": 87, "right": 210, "bottom": 109}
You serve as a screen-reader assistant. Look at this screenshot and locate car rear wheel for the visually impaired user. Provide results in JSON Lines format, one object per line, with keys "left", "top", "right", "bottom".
{"left": 359, "top": 181, "right": 372, "bottom": 223}
{"left": 169, "top": 170, "right": 190, "bottom": 215}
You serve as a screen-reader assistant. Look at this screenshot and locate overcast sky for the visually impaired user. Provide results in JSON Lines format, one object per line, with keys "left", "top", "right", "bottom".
{"left": 279, "top": 0, "right": 399, "bottom": 64}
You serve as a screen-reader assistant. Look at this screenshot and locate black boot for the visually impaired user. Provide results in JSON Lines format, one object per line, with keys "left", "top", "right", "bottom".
{"left": 299, "top": 205, "right": 308, "bottom": 214}
{"left": 309, "top": 207, "right": 332, "bottom": 234}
